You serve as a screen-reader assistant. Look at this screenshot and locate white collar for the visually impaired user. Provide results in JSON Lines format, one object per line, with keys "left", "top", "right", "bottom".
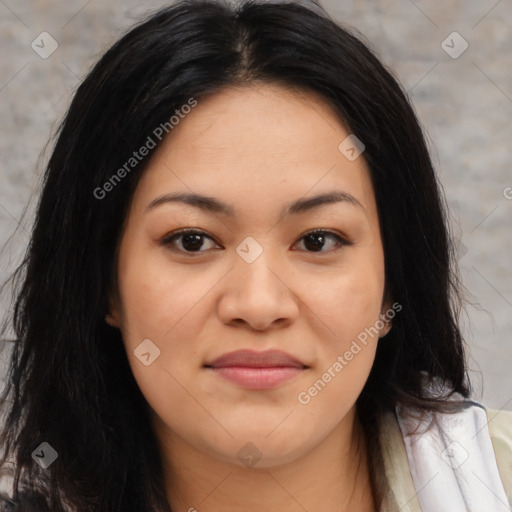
{"left": 396, "top": 400, "right": 510, "bottom": 512}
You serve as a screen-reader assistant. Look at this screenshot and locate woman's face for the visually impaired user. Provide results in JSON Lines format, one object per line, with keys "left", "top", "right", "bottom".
{"left": 108, "top": 83, "right": 391, "bottom": 468}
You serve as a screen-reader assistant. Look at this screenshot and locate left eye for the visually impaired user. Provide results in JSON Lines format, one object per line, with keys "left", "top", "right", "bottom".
{"left": 293, "top": 230, "right": 351, "bottom": 253}
{"left": 161, "top": 229, "right": 351, "bottom": 254}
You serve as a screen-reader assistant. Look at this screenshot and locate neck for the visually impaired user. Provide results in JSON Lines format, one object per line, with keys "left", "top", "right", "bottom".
{"left": 154, "top": 405, "right": 376, "bottom": 512}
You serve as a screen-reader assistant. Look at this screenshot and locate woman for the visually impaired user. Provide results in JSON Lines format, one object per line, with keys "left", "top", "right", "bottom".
{"left": 0, "top": 0, "right": 511, "bottom": 510}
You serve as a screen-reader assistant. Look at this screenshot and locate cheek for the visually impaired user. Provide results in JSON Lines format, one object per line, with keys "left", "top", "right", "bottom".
{"left": 115, "top": 243, "right": 218, "bottom": 406}
{"left": 306, "top": 256, "right": 385, "bottom": 343}
{"left": 298, "top": 256, "right": 385, "bottom": 407}
{"left": 117, "top": 246, "right": 212, "bottom": 344}
{"left": 116, "top": 255, "right": 211, "bottom": 435}
{"left": 295, "top": 269, "right": 384, "bottom": 419}
{"left": 118, "top": 275, "right": 214, "bottom": 404}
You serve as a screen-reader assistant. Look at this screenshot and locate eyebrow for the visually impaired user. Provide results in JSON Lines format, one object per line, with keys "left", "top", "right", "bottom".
{"left": 144, "top": 190, "right": 364, "bottom": 217}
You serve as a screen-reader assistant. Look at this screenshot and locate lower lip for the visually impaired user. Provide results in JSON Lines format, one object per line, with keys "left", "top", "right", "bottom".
{"left": 208, "top": 366, "right": 304, "bottom": 390}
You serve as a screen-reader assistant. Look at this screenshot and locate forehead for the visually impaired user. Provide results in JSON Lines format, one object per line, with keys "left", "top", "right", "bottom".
{"left": 160, "top": 83, "right": 349, "bottom": 164}
{"left": 132, "top": 82, "right": 375, "bottom": 220}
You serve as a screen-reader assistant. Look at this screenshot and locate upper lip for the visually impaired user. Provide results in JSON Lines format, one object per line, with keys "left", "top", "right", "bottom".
{"left": 205, "top": 349, "right": 307, "bottom": 369}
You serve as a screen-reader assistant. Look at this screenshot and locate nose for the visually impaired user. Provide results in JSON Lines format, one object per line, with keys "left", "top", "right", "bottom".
{"left": 217, "top": 245, "right": 300, "bottom": 332}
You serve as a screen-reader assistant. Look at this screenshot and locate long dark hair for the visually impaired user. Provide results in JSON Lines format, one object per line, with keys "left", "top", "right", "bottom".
{"left": 0, "top": 0, "right": 471, "bottom": 510}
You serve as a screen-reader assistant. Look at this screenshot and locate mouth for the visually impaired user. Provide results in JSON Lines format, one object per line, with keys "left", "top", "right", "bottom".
{"left": 204, "top": 349, "right": 308, "bottom": 390}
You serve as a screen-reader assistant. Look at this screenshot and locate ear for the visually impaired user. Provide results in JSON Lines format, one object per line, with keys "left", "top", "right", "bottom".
{"left": 378, "top": 296, "right": 394, "bottom": 338}
{"left": 105, "top": 295, "right": 121, "bottom": 329}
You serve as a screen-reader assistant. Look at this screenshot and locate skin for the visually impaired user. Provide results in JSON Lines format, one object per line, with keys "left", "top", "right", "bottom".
{"left": 107, "top": 82, "right": 392, "bottom": 512}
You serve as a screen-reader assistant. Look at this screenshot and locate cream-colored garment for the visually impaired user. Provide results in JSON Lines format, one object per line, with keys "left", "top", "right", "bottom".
{"left": 378, "top": 405, "right": 512, "bottom": 512}
{"left": 486, "top": 407, "right": 512, "bottom": 507}
{"left": 379, "top": 408, "right": 422, "bottom": 512}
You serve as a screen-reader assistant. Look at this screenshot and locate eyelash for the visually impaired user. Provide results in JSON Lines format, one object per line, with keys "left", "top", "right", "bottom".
{"left": 161, "top": 228, "right": 353, "bottom": 256}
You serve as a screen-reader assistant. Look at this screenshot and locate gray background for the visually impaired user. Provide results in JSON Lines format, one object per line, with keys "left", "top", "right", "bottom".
{"left": 0, "top": 0, "right": 511, "bottom": 410}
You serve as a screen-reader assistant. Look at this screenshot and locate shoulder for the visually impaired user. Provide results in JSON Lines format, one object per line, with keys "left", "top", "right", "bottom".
{"left": 485, "top": 407, "right": 512, "bottom": 505}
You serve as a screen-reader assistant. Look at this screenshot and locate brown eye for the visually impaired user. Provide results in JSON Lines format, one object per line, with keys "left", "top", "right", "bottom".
{"left": 293, "top": 230, "right": 352, "bottom": 253}
{"left": 162, "top": 229, "right": 220, "bottom": 254}
{"left": 161, "top": 228, "right": 351, "bottom": 256}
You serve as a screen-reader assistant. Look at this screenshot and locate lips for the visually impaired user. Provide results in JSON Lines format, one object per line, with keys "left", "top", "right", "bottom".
{"left": 204, "top": 349, "right": 307, "bottom": 369}
{"left": 204, "top": 349, "right": 308, "bottom": 390}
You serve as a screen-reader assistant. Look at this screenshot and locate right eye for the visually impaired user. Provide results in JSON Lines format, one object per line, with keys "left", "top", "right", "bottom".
{"left": 161, "top": 228, "right": 222, "bottom": 255}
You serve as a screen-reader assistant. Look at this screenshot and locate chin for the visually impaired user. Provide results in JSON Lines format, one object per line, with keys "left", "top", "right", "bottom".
{"left": 206, "top": 428, "right": 314, "bottom": 469}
